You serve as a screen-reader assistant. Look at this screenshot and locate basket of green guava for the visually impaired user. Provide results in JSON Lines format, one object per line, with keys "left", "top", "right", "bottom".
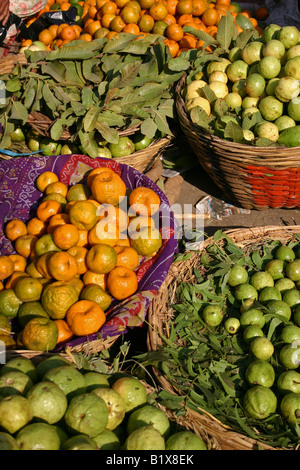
{"left": 175, "top": 17, "right": 300, "bottom": 210}
{"left": 147, "top": 225, "right": 300, "bottom": 450}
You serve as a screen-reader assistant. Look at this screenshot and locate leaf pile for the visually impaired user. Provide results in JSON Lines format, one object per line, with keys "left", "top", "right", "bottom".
{"left": 0, "top": 34, "right": 191, "bottom": 157}
{"left": 140, "top": 230, "right": 300, "bottom": 449}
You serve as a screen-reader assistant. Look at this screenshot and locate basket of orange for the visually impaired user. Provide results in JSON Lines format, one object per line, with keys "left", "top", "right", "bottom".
{"left": 0, "top": 153, "right": 177, "bottom": 356}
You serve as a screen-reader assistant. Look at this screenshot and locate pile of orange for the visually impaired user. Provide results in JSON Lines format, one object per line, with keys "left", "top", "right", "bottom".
{"left": 0, "top": 167, "right": 163, "bottom": 352}
{"left": 21, "top": 0, "right": 266, "bottom": 56}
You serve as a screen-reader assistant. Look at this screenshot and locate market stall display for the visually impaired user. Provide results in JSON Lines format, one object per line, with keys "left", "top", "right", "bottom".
{"left": 147, "top": 225, "right": 300, "bottom": 450}
{"left": 0, "top": 154, "right": 177, "bottom": 354}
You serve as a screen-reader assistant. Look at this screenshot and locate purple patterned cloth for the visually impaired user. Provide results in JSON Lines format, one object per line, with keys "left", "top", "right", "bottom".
{"left": 0, "top": 154, "right": 178, "bottom": 350}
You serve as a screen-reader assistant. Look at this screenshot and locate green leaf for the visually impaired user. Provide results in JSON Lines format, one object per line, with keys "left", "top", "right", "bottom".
{"left": 223, "top": 121, "right": 244, "bottom": 142}
{"left": 95, "top": 121, "right": 119, "bottom": 144}
{"left": 168, "top": 57, "right": 190, "bottom": 72}
{"left": 50, "top": 118, "right": 64, "bottom": 141}
{"left": 81, "top": 87, "right": 95, "bottom": 110}
{"left": 41, "top": 61, "right": 66, "bottom": 82}
{"left": 140, "top": 117, "right": 157, "bottom": 139}
{"left": 78, "top": 130, "right": 98, "bottom": 159}
{"left": 83, "top": 105, "right": 100, "bottom": 132}
{"left": 5, "top": 77, "right": 21, "bottom": 93}
{"left": 235, "top": 13, "right": 255, "bottom": 30}
{"left": 82, "top": 59, "right": 103, "bottom": 83}
{"left": 216, "top": 13, "right": 235, "bottom": 51}
{"left": 9, "top": 101, "right": 28, "bottom": 123}
{"left": 96, "top": 110, "right": 126, "bottom": 128}
{"left": 42, "top": 83, "right": 62, "bottom": 112}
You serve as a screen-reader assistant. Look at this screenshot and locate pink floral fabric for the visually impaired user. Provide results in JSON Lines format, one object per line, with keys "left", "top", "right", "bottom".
{"left": 9, "top": 0, "right": 47, "bottom": 18}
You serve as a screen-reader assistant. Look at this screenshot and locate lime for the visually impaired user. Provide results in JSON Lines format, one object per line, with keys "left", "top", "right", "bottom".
{"left": 224, "top": 317, "right": 240, "bottom": 334}
{"left": 256, "top": 122, "right": 279, "bottom": 142}
{"left": 0, "top": 289, "right": 22, "bottom": 318}
{"left": 202, "top": 304, "right": 224, "bottom": 327}
{"left": 262, "top": 39, "right": 285, "bottom": 60}
{"left": 240, "top": 308, "right": 265, "bottom": 329}
{"left": 261, "top": 24, "right": 281, "bottom": 44}
{"left": 249, "top": 337, "right": 274, "bottom": 360}
{"left": 241, "top": 41, "right": 263, "bottom": 65}
{"left": 280, "top": 393, "right": 300, "bottom": 424}
{"left": 14, "top": 277, "right": 43, "bottom": 302}
{"left": 259, "top": 96, "right": 283, "bottom": 121}
{"left": 282, "top": 288, "right": 300, "bottom": 308}
{"left": 277, "top": 370, "right": 300, "bottom": 394}
{"left": 275, "top": 77, "right": 300, "bottom": 102}
{"left": 278, "top": 26, "right": 299, "bottom": 49}
{"left": 258, "top": 56, "right": 281, "bottom": 79}
{"left": 279, "top": 344, "right": 300, "bottom": 369}
{"left": 285, "top": 56, "right": 300, "bottom": 80}
{"left": 245, "top": 360, "right": 275, "bottom": 388}
{"left": 243, "top": 325, "right": 264, "bottom": 344}
{"left": 17, "top": 301, "right": 49, "bottom": 327}
{"left": 234, "top": 283, "right": 258, "bottom": 302}
{"left": 287, "top": 98, "right": 300, "bottom": 122}
{"left": 266, "top": 299, "right": 291, "bottom": 320}
{"left": 265, "top": 77, "right": 280, "bottom": 96}
{"left": 243, "top": 385, "right": 277, "bottom": 419}
{"left": 226, "top": 60, "right": 249, "bottom": 83}
{"left": 165, "top": 431, "right": 207, "bottom": 450}
{"left": 275, "top": 115, "right": 296, "bottom": 132}
{"left": 285, "top": 259, "right": 300, "bottom": 281}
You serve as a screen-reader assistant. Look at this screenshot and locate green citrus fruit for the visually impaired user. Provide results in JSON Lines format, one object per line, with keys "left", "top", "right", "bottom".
{"left": 17, "top": 301, "right": 49, "bottom": 328}
{"left": 0, "top": 289, "right": 22, "bottom": 318}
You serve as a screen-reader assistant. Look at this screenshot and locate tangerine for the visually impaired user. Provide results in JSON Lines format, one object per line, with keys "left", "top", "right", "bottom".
{"left": 41, "top": 280, "right": 79, "bottom": 319}
{"left": 90, "top": 169, "right": 127, "bottom": 206}
{"left": 114, "top": 245, "right": 140, "bottom": 270}
{"left": 88, "top": 220, "right": 120, "bottom": 247}
{"left": 68, "top": 200, "right": 98, "bottom": 231}
{"left": 48, "top": 251, "right": 78, "bottom": 281}
{"left": 14, "top": 276, "right": 43, "bottom": 302}
{"left": 8, "top": 254, "right": 27, "bottom": 272}
{"left": 22, "top": 317, "right": 58, "bottom": 352}
{"left": 66, "top": 299, "right": 106, "bottom": 336}
{"left": 97, "top": 204, "right": 129, "bottom": 233}
{"left": 27, "top": 218, "right": 48, "bottom": 237}
{"left": 107, "top": 266, "right": 138, "bottom": 300}
{"left": 15, "top": 235, "right": 38, "bottom": 258}
{"left": 54, "top": 319, "right": 74, "bottom": 345}
{"left": 82, "top": 270, "right": 107, "bottom": 290}
{"left": 149, "top": 2, "right": 168, "bottom": 20}
{"left": 129, "top": 226, "right": 162, "bottom": 256}
{"left": 47, "top": 213, "right": 70, "bottom": 234}
{"left": 44, "top": 181, "right": 68, "bottom": 197}
{"left": 80, "top": 284, "right": 111, "bottom": 311}
{"left": 128, "top": 186, "right": 161, "bottom": 216}
{"left": 5, "top": 219, "right": 27, "bottom": 241}
{"left": 52, "top": 224, "right": 80, "bottom": 250}
{"left": 67, "top": 246, "right": 88, "bottom": 275}
{"left": 37, "top": 200, "right": 62, "bottom": 222}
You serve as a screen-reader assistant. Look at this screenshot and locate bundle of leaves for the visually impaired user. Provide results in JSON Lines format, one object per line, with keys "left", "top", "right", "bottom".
{"left": 0, "top": 34, "right": 192, "bottom": 158}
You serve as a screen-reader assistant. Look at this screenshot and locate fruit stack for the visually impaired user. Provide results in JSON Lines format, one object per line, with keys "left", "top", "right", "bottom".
{"left": 0, "top": 159, "right": 174, "bottom": 353}
{"left": 0, "top": 354, "right": 208, "bottom": 450}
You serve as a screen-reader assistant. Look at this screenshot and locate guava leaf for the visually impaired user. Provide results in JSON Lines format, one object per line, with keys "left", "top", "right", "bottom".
{"left": 235, "top": 29, "right": 257, "bottom": 49}
{"left": 95, "top": 121, "right": 119, "bottom": 144}
{"left": 78, "top": 130, "right": 98, "bottom": 158}
{"left": 168, "top": 56, "right": 190, "bottom": 71}
{"left": 41, "top": 61, "right": 66, "bottom": 82}
{"left": 96, "top": 110, "right": 126, "bottom": 128}
{"left": 216, "top": 13, "right": 235, "bottom": 51}
{"left": 82, "top": 58, "right": 104, "bottom": 83}
{"left": 81, "top": 87, "right": 95, "bottom": 110}
{"left": 255, "top": 137, "right": 278, "bottom": 147}
{"left": 5, "top": 77, "right": 21, "bottom": 93}
{"left": 242, "top": 111, "right": 263, "bottom": 130}
{"left": 235, "top": 13, "right": 255, "bottom": 30}
{"left": 42, "top": 83, "right": 62, "bottom": 112}
{"left": 183, "top": 26, "right": 218, "bottom": 46}
{"left": 9, "top": 101, "right": 28, "bottom": 123}
{"left": 140, "top": 117, "right": 157, "bottom": 139}
{"left": 223, "top": 121, "right": 244, "bottom": 142}
{"left": 83, "top": 105, "right": 100, "bottom": 132}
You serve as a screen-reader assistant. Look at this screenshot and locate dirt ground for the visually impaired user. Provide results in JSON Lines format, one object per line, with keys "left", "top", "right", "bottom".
{"left": 177, "top": 164, "right": 300, "bottom": 237}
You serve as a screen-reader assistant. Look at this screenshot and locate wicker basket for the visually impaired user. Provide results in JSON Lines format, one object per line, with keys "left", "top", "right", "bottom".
{"left": 0, "top": 52, "right": 27, "bottom": 74}
{"left": 147, "top": 225, "right": 300, "bottom": 451}
{"left": 175, "top": 75, "right": 300, "bottom": 211}
{"left": 2, "top": 349, "right": 215, "bottom": 449}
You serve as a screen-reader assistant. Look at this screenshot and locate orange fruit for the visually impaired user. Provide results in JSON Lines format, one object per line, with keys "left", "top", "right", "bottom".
{"left": 47, "top": 213, "right": 70, "bottom": 234}
{"left": 0, "top": 255, "right": 20, "bottom": 281}
{"left": 5, "top": 271, "right": 30, "bottom": 290}
{"left": 72, "top": 24, "right": 82, "bottom": 39}
{"left": 216, "top": 0, "right": 230, "bottom": 5}
{"left": 54, "top": 319, "right": 74, "bottom": 345}
{"left": 47, "top": 251, "right": 78, "bottom": 281}
{"left": 80, "top": 284, "right": 111, "bottom": 311}
{"left": 120, "top": 5, "right": 140, "bottom": 24}
{"left": 39, "top": 29, "right": 54, "bottom": 45}
{"left": 88, "top": 220, "right": 120, "bottom": 247}
{"left": 255, "top": 6, "right": 268, "bottom": 20}
{"left": 137, "top": 13, "right": 154, "bottom": 32}
{"left": 129, "top": 226, "right": 162, "bottom": 256}
{"left": 177, "top": 13, "right": 193, "bottom": 25}
{"left": 14, "top": 276, "right": 43, "bottom": 302}
{"left": 79, "top": 33, "right": 93, "bottom": 41}
{"left": 100, "top": 0, "right": 118, "bottom": 15}
{"left": 116, "top": 235, "right": 131, "bottom": 247}
{"left": 166, "top": 23, "right": 184, "bottom": 41}
{"left": 68, "top": 200, "right": 98, "bottom": 231}
{"left": 44, "top": 181, "right": 68, "bottom": 197}
{"left": 36, "top": 252, "right": 55, "bottom": 279}
{"left": 27, "top": 217, "right": 48, "bottom": 237}
{"left": 37, "top": 200, "right": 62, "bottom": 222}
{"left": 98, "top": 204, "right": 129, "bottom": 233}
{"left": 110, "top": 15, "right": 126, "bottom": 32}
{"left": 193, "top": 0, "right": 206, "bottom": 16}
{"left": 52, "top": 224, "right": 80, "bottom": 250}
{"left": 5, "top": 219, "right": 27, "bottom": 241}
{"left": 14, "top": 235, "right": 38, "bottom": 258}
{"left": 76, "top": 230, "right": 89, "bottom": 248}
{"left": 60, "top": 1, "right": 72, "bottom": 10}
{"left": 86, "top": 243, "right": 117, "bottom": 274}
{"left": 90, "top": 168, "right": 127, "bottom": 206}
{"left": 166, "top": 0, "right": 178, "bottom": 15}
{"left": 101, "top": 13, "right": 116, "bottom": 28}
{"left": 8, "top": 254, "right": 27, "bottom": 272}
{"left": 85, "top": 20, "right": 102, "bottom": 35}
{"left": 122, "top": 23, "right": 140, "bottom": 34}
{"left": 114, "top": 245, "right": 139, "bottom": 270}
{"left": 164, "top": 13, "right": 176, "bottom": 25}
{"left": 67, "top": 246, "right": 88, "bottom": 275}
{"left": 201, "top": 7, "right": 218, "bottom": 25}
{"left": 22, "top": 317, "right": 58, "bottom": 351}
{"left": 149, "top": 2, "right": 168, "bottom": 20}
{"left": 66, "top": 183, "right": 91, "bottom": 202}
{"left": 41, "top": 280, "right": 79, "bottom": 319}
{"left": 128, "top": 215, "right": 155, "bottom": 235}
{"left": 128, "top": 186, "right": 161, "bottom": 216}
{"left": 176, "top": 0, "right": 193, "bottom": 15}
{"left": 66, "top": 299, "right": 106, "bottom": 336}
{"left": 48, "top": 24, "right": 59, "bottom": 38}
{"left": 164, "top": 38, "right": 180, "bottom": 57}
{"left": 107, "top": 266, "right": 138, "bottom": 300}
{"left": 82, "top": 270, "right": 107, "bottom": 290}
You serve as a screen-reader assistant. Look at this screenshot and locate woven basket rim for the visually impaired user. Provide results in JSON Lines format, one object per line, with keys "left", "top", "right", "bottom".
{"left": 147, "top": 225, "right": 300, "bottom": 451}
{"left": 175, "top": 75, "right": 300, "bottom": 155}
